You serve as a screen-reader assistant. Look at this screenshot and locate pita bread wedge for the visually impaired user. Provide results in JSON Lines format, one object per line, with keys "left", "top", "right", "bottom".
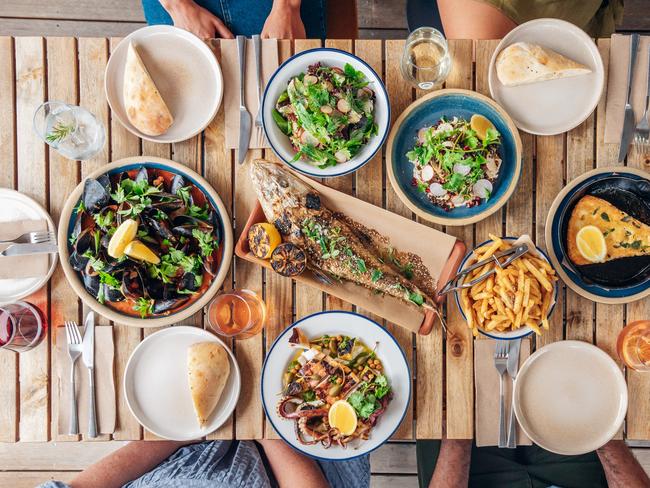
{"left": 187, "top": 342, "right": 230, "bottom": 428}
{"left": 123, "top": 42, "right": 174, "bottom": 136}
{"left": 496, "top": 42, "right": 591, "bottom": 87}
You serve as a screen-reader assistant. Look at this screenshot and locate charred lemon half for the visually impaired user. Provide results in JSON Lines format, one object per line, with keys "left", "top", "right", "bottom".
{"left": 270, "top": 243, "right": 306, "bottom": 277}
{"left": 248, "top": 223, "right": 282, "bottom": 259}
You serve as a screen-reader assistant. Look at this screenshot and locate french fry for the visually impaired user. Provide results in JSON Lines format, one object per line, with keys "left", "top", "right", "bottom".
{"left": 522, "top": 258, "right": 554, "bottom": 292}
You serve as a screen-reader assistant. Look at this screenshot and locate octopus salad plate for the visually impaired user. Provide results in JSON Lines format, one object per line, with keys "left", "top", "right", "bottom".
{"left": 261, "top": 311, "right": 411, "bottom": 460}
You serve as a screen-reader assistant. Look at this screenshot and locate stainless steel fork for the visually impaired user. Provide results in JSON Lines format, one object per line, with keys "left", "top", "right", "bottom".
{"left": 493, "top": 340, "right": 510, "bottom": 448}
{"left": 0, "top": 230, "right": 55, "bottom": 245}
{"left": 633, "top": 46, "right": 650, "bottom": 147}
{"left": 65, "top": 320, "right": 83, "bottom": 435}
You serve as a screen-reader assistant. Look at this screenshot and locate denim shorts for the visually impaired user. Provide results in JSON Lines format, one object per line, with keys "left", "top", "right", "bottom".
{"left": 141, "top": 0, "right": 327, "bottom": 39}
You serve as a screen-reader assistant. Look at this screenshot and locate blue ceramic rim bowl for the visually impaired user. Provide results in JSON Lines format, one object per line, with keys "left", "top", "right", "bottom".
{"left": 261, "top": 47, "right": 391, "bottom": 179}
{"left": 453, "top": 237, "right": 558, "bottom": 340}
{"left": 260, "top": 310, "right": 411, "bottom": 462}
{"left": 386, "top": 89, "right": 522, "bottom": 226}
{"left": 546, "top": 168, "right": 650, "bottom": 302}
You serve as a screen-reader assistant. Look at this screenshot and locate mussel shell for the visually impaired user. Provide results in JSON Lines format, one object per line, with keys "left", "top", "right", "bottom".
{"left": 102, "top": 284, "right": 124, "bottom": 302}
{"left": 142, "top": 214, "right": 176, "bottom": 242}
{"left": 171, "top": 224, "right": 194, "bottom": 238}
{"left": 170, "top": 174, "right": 186, "bottom": 195}
{"left": 83, "top": 272, "right": 100, "bottom": 297}
{"left": 135, "top": 167, "right": 149, "bottom": 184}
{"left": 179, "top": 272, "right": 199, "bottom": 292}
{"left": 96, "top": 173, "right": 112, "bottom": 194}
{"left": 69, "top": 250, "right": 90, "bottom": 272}
{"left": 74, "top": 227, "right": 94, "bottom": 254}
{"left": 82, "top": 178, "right": 111, "bottom": 214}
{"left": 172, "top": 214, "right": 212, "bottom": 229}
{"left": 153, "top": 297, "right": 189, "bottom": 314}
{"left": 121, "top": 267, "right": 147, "bottom": 300}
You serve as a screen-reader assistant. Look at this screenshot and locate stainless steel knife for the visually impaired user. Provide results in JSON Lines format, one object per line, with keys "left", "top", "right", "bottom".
{"left": 619, "top": 33, "right": 640, "bottom": 163}
{"left": 237, "top": 35, "right": 252, "bottom": 165}
{"left": 82, "top": 311, "right": 97, "bottom": 438}
{"left": 505, "top": 338, "right": 522, "bottom": 448}
{"left": 0, "top": 242, "right": 58, "bottom": 257}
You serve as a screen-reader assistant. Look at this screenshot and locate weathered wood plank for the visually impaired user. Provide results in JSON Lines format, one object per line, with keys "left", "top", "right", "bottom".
{"left": 444, "top": 39, "right": 474, "bottom": 440}
{"left": 534, "top": 133, "right": 565, "bottom": 347}
{"left": 0, "top": 18, "right": 144, "bottom": 38}
{"left": 2, "top": 0, "right": 145, "bottom": 22}
{"left": 357, "top": 0, "right": 408, "bottom": 30}
{"left": 371, "top": 474, "right": 419, "bottom": 488}
{"left": 46, "top": 36, "right": 81, "bottom": 442}
{"left": 0, "top": 35, "right": 17, "bottom": 443}
{"left": 565, "top": 113, "right": 595, "bottom": 343}
{"left": 370, "top": 442, "right": 417, "bottom": 474}
{"left": 262, "top": 39, "right": 293, "bottom": 440}
{"left": 233, "top": 149, "right": 264, "bottom": 440}
{"left": 0, "top": 440, "right": 126, "bottom": 469}
{"left": 15, "top": 36, "right": 50, "bottom": 442}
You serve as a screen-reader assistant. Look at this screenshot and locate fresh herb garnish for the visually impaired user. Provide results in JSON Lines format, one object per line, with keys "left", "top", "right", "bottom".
{"left": 133, "top": 297, "right": 154, "bottom": 318}
{"left": 45, "top": 122, "right": 75, "bottom": 144}
{"left": 192, "top": 228, "right": 217, "bottom": 257}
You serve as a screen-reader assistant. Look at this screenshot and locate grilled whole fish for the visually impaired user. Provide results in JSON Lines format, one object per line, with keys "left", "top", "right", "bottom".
{"left": 250, "top": 159, "right": 439, "bottom": 312}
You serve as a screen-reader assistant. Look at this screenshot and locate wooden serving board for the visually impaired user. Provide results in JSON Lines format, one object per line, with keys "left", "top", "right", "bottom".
{"left": 235, "top": 170, "right": 466, "bottom": 335}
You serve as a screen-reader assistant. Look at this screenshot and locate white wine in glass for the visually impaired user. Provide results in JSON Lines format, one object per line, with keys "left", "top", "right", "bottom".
{"left": 401, "top": 27, "right": 452, "bottom": 90}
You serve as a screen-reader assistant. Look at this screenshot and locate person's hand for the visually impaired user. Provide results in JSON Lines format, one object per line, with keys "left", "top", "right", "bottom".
{"left": 261, "top": 0, "right": 306, "bottom": 39}
{"left": 160, "top": 0, "right": 234, "bottom": 40}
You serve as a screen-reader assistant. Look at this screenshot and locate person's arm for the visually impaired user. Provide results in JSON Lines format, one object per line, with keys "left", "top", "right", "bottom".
{"left": 159, "top": 0, "right": 233, "bottom": 39}
{"left": 69, "top": 441, "right": 189, "bottom": 488}
{"left": 257, "top": 439, "right": 329, "bottom": 488}
{"left": 597, "top": 440, "right": 650, "bottom": 488}
{"left": 437, "top": 0, "right": 516, "bottom": 40}
{"left": 261, "top": 0, "right": 306, "bottom": 39}
{"left": 429, "top": 439, "right": 472, "bottom": 488}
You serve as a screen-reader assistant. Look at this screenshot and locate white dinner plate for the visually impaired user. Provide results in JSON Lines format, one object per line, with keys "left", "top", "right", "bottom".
{"left": 0, "top": 189, "right": 57, "bottom": 305}
{"left": 488, "top": 18, "right": 604, "bottom": 135}
{"left": 262, "top": 311, "right": 411, "bottom": 461}
{"left": 514, "top": 340, "right": 627, "bottom": 455}
{"left": 105, "top": 25, "right": 223, "bottom": 143}
{"left": 124, "top": 326, "right": 240, "bottom": 440}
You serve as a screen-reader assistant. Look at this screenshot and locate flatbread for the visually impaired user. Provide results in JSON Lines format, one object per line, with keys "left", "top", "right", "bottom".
{"left": 496, "top": 42, "right": 591, "bottom": 87}
{"left": 123, "top": 42, "right": 174, "bottom": 136}
{"left": 187, "top": 342, "right": 230, "bottom": 427}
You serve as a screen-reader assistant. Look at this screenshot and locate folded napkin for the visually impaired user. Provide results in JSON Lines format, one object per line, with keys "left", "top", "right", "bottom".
{"left": 221, "top": 38, "right": 279, "bottom": 150}
{"left": 474, "top": 338, "right": 532, "bottom": 447}
{"left": 55, "top": 325, "right": 116, "bottom": 435}
{"left": 0, "top": 219, "right": 49, "bottom": 279}
{"left": 604, "top": 34, "right": 650, "bottom": 144}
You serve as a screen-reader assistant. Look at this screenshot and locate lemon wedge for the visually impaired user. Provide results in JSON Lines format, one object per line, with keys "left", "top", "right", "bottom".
{"left": 107, "top": 219, "right": 138, "bottom": 258}
{"left": 470, "top": 114, "right": 496, "bottom": 141}
{"left": 124, "top": 240, "right": 160, "bottom": 264}
{"left": 328, "top": 400, "right": 357, "bottom": 436}
{"left": 248, "top": 223, "right": 282, "bottom": 259}
{"left": 576, "top": 225, "right": 607, "bottom": 263}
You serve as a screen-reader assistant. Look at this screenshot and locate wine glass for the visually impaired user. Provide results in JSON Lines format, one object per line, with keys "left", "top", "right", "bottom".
{"left": 400, "top": 27, "right": 452, "bottom": 90}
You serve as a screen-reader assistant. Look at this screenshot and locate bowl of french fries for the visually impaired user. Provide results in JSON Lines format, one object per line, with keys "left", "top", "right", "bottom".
{"left": 454, "top": 235, "right": 558, "bottom": 339}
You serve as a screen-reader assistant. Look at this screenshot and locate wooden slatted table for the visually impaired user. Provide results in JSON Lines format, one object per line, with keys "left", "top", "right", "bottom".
{"left": 0, "top": 36, "right": 648, "bottom": 446}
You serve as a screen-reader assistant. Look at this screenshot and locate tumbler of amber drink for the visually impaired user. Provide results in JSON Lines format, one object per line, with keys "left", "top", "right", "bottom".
{"left": 208, "top": 289, "right": 266, "bottom": 339}
{"left": 616, "top": 321, "right": 650, "bottom": 372}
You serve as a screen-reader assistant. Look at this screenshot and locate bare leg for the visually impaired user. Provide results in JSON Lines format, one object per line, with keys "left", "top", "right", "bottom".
{"left": 429, "top": 439, "right": 472, "bottom": 488}
{"left": 69, "top": 441, "right": 190, "bottom": 488}
{"left": 437, "top": 0, "right": 517, "bottom": 40}
{"left": 258, "top": 439, "right": 330, "bottom": 488}
{"left": 597, "top": 440, "right": 650, "bottom": 488}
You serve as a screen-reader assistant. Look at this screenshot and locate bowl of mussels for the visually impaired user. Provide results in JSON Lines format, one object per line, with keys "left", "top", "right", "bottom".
{"left": 545, "top": 167, "right": 650, "bottom": 304}
{"left": 58, "top": 156, "right": 233, "bottom": 327}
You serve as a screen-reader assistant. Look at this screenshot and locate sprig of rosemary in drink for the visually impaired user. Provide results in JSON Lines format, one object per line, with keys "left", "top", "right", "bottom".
{"left": 45, "top": 122, "right": 75, "bottom": 144}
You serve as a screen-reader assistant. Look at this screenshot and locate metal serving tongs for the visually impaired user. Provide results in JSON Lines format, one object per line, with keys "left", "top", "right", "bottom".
{"left": 437, "top": 244, "right": 529, "bottom": 297}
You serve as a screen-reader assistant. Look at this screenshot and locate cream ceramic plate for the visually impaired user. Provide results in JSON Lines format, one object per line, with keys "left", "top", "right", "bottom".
{"left": 0, "top": 189, "right": 57, "bottom": 305}
{"left": 124, "top": 326, "right": 240, "bottom": 440}
{"left": 488, "top": 18, "right": 604, "bottom": 135}
{"left": 514, "top": 341, "right": 627, "bottom": 455}
{"left": 105, "top": 25, "right": 223, "bottom": 143}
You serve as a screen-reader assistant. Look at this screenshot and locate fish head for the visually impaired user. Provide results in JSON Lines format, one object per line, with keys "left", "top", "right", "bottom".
{"left": 249, "top": 159, "right": 314, "bottom": 220}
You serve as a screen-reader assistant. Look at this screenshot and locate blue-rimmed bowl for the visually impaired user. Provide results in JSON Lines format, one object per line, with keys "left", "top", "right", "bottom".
{"left": 261, "top": 311, "right": 410, "bottom": 461}
{"left": 453, "top": 237, "right": 558, "bottom": 340}
{"left": 262, "top": 48, "right": 390, "bottom": 178}
{"left": 57, "top": 156, "right": 233, "bottom": 327}
{"left": 386, "top": 89, "right": 522, "bottom": 226}
{"left": 545, "top": 167, "right": 650, "bottom": 304}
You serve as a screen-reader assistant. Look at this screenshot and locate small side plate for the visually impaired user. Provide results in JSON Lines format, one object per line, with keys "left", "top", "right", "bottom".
{"left": 0, "top": 189, "right": 57, "bottom": 305}
{"left": 124, "top": 326, "right": 240, "bottom": 440}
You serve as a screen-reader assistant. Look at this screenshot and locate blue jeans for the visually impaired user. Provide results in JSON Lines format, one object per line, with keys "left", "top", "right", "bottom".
{"left": 142, "top": 0, "right": 327, "bottom": 39}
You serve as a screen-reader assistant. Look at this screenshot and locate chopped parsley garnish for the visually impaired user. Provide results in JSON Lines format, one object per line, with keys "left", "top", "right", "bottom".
{"left": 133, "top": 297, "right": 154, "bottom": 319}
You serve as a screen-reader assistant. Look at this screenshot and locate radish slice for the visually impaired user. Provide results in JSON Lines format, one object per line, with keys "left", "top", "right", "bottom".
{"left": 420, "top": 165, "right": 434, "bottom": 181}
{"left": 452, "top": 195, "right": 467, "bottom": 206}
{"left": 417, "top": 127, "right": 430, "bottom": 143}
{"left": 473, "top": 179, "right": 493, "bottom": 199}
{"left": 428, "top": 182, "right": 447, "bottom": 197}
{"left": 453, "top": 163, "right": 471, "bottom": 176}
